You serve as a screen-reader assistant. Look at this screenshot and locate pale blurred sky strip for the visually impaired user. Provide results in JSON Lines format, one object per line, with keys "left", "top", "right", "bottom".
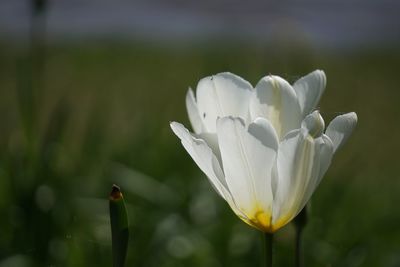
{"left": 0, "top": 0, "right": 399, "bottom": 48}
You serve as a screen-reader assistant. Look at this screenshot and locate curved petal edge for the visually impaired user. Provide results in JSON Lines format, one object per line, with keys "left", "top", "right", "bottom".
{"left": 325, "top": 112, "right": 358, "bottom": 153}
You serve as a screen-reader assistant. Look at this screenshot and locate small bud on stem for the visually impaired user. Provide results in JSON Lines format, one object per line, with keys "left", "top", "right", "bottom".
{"left": 109, "top": 184, "right": 129, "bottom": 267}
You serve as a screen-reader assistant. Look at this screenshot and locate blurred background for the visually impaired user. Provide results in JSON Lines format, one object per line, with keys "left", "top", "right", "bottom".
{"left": 0, "top": 0, "right": 399, "bottom": 266}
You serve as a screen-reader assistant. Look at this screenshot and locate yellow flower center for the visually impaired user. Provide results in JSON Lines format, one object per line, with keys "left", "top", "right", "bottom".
{"left": 238, "top": 205, "right": 294, "bottom": 233}
{"left": 249, "top": 209, "right": 273, "bottom": 232}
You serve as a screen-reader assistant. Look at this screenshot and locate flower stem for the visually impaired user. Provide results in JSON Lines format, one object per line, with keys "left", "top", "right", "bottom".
{"left": 109, "top": 184, "right": 129, "bottom": 267}
{"left": 295, "top": 225, "right": 303, "bottom": 267}
{"left": 263, "top": 232, "right": 273, "bottom": 267}
{"left": 294, "top": 207, "right": 308, "bottom": 267}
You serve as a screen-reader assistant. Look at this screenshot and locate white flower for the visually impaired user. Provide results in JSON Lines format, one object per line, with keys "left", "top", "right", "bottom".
{"left": 170, "top": 71, "right": 357, "bottom": 233}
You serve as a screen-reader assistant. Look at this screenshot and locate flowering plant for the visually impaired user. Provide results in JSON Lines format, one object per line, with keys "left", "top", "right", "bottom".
{"left": 171, "top": 71, "right": 357, "bottom": 233}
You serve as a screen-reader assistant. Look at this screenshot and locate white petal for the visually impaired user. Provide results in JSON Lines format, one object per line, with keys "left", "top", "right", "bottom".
{"left": 272, "top": 129, "right": 300, "bottom": 223}
{"left": 248, "top": 117, "right": 279, "bottom": 150}
{"left": 216, "top": 117, "right": 277, "bottom": 215}
{"left": 325, "top": 112, "right": 358, "bottom": 153}
{"left": 185, "top": 88, "right": 203, "bottom": 134}
{"left": 170, "top": 121, "right": 250, "bottom": 221}
{"left": 170, "top": 122, "right": 228, "bottom": 198}
{"left": 272, "top": 115, "right": 334, "bottom": 228}
{"left": 196, "top": 72, "right": 253, "bottom": 132}
{"left": 301, "top": 110, "right": 325, "bottom": 138}
{"left": 297, "top": 134, "right": 333, "bottom": 211}
{"left": 294, "top": 70, "right": 326, "bottom": 116}
{"left": 197, "top": 132, "right": 221, "bottom": 163}
{"left": 318, "top": 135, "right": 334, "bottom": 182}
{"left": 250, "top": 75, "right": 302, "bottom": 139}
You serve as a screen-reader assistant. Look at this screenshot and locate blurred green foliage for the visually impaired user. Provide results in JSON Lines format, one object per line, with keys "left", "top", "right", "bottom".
{"left": 0, "top": 40, "right": 399, "bottom": 267}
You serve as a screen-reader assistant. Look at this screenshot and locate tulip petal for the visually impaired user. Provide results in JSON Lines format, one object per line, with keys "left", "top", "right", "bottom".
{"left": 325, "top": 112, "right": 358, "bottom": 153}
{"left": 170, "top": 121, "right": 251, "bottom": 222}
{"left": 272, "top": 114, "right": 334, "bottom": 229}
{"left": 250, "top": 75, "right": 302, "bottom": 139}
{"left": 272, "top": 129, "right": 300, "bottom": 225}
{"left": 170, "top": 122, "right": 228, "bottom": 199}
{"left": 196, "top": 72, "right": 252, "bottom": 132}
{"left": 294, "top": 70, "right": 326, "bottom": 116}
{"left": 185, "top": 88, "right": 203, "bottom": 134}
{"left": 248, "top": 117, "right": 279, "bottom": 150}
{"left": 197, "top": 132, "right": 221, "bottom": 163}
{"left": 297, "top": 134, "right": 334, "bottom": 211}
{"left": 301, "top": 110, "right": 325, "bottom": 138}
{"left": 217, "top": 117, "right": 278, "bottom": 220}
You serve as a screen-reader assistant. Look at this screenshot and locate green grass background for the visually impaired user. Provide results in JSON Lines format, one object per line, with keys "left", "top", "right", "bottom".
{"left": 0, "top": 40, "right": 399, "bottom": 267}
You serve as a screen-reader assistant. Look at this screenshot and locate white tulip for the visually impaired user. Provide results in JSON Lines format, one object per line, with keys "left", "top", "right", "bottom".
{"left": 170, "top": 71, "right": 357, "bottom": 233}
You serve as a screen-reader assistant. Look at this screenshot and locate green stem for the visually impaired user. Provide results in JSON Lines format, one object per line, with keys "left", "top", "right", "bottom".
{"left": 263, "top": 232, "right": 273, "bottom": 267}
{"left": 295, "top": 226, "right": 303, "bottom": 267}
{"left": 294, "top": 207, "right": 308, "bottom": 267}
{"left": 109, "top": 185, "right": 129, "bottom": 267}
